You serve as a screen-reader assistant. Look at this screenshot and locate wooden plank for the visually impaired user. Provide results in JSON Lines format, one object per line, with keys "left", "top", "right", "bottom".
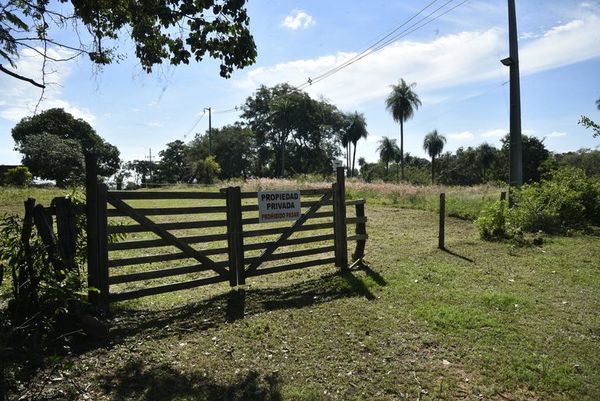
{"left": 243, "top": 222, "right": 333, "bottom": 238}
{"left": 345, "top": 216, "right": 368, "bottom": 225}
{"left": 243, "top": 234, "right": 335, "bottom": 252}
{"left": 226, "top": 186, "right": 245, "bottom": 286}
{"left": 107, "top": 193, "right": 228, "bottom": 277}
{"left": 107, "top": 206, "right": 227, "bottom": 216}
{"left": 246, "top": 257, "right": 336, "bottom": 278}
{"left": 345, "top": 199, "right": 365, "bottom": 206}
{"left": 108, "top": 219, "right": 228, "bottom": 234}
{"left": 268, "top": 245, "right": 335, "bottom": 261}
{"left": 347, "top": 234, "right": 369, "bottom": 241}
{"left": 241, "top": 211, "right": 334, "bottom": 225}
{"left": 239, "top": 188, "right": 330, "bottom": 199}
{"left": 245, "top": 191, "right": 333, "bottom": 274}
{"left": 85, "top": 152, "right": 100, "bottom": 305}
{"left": 108, "top": 263, "right": 212, "bottom": 284}
{"left": 352, "top": 202, "right": 367, "bottom": 261}
{"left": 109, "top": 275, "right": 228, "bottom": 302}
{"left": 97, "top": 184, "right": 110, "bottom": 305}
{"left": 53, "top": 197, "right": 76, "bottom": 270}
{"left": 109, "top": 191, "right": 226, "bottom": 200}
{"left": 108, "top": 232, "right": 228, "bottom": 251}
{"left": 334, "top": 167, "right": 348, "bottom": 270}
{"left": 109, "top": 252, "right": 189, "bottom": 267}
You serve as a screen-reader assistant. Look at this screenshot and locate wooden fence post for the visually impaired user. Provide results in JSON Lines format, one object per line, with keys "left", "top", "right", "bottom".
{"left": 438, "top": 193, "right": 445, "bottom": 250}
{"left": 85, "top": 153, "right": 100, "bottom": 306}
{"left": 333, "top": 166, "right": 348, "bottom": 270}
{"left": 54, "top": 197, "right": 77, "bottom": 271}
{"left": 352, "top": 202, "right": 367, "bottom": 261}
{"left": 226, "top": 186, "right": 245, "bottom": 286}
{"left": 97, "top": 183, "right": 109, "bottom": 309}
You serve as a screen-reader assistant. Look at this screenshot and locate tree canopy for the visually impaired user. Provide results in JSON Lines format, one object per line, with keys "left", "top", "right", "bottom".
{"left": 241, "top": 84, "right": 345, "bottom": 177}
{"left": 1, "top": 0, "right": 257, "bottom": 86}
{"left": 11, "top": 108, "right": 120, "bottom": 184}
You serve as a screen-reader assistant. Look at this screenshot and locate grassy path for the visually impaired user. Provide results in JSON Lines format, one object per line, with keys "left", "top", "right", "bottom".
{"left": 8, "top": 206, "right": 600, "bottom": 400}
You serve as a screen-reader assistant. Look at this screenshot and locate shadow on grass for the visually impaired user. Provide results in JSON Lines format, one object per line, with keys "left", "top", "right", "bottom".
{"left": 441, "top": 247, "right": 475, "bottom": 263}
{"left": 99, "top": 359, "right": 282, "bottom": 401}
{"left": 102, "top": 269, "right": 382, "bottom": 347}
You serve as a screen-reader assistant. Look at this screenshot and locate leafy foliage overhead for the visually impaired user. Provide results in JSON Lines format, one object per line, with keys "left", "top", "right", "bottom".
{"left": 1, "top": 0, "right": 257, "bottom": 82}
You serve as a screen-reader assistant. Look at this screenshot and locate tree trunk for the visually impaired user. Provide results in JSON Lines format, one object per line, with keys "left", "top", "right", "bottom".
{"left": 352, "top": 141, "right": 357, "bottom": 178}
{"left": 280, "top": 140, "right": 285, "bottom": 178}
{"left": 431, "top": 156, "right": 435, "bottom": 184}
{"left": 400, "top": 120, "right": 405, "bottom": 181}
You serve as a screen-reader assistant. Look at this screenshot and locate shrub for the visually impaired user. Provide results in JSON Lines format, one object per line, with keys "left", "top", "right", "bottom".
{"left": 193, "top": 156, "right": 222, "bottom": 184}
{"left": 3, "top": 166, "right": 33, "bottom": 186}
{"left": 475, "top": 200, "right": 508, "bottom": 240}
{"left": 475, "top": 167, "right": 600, "bottom": 239}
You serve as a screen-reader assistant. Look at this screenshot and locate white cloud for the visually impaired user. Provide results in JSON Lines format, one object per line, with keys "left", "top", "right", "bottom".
{"left": 547, "top": 131, "right": 567, "bottom": 138}
{"left": 237, "top": 11, "right": 600, "bottom": 109}
{"left": 366, "top": 134, "right": 382, "bottom": 143}
{"left": 0, "top": 47, "right": 95, "bottom": 123}
{"left": 448, "top": 131, "right": 475, "bottom": 141}
{"left": 481, "top": 129, "right": 507, "bottom": 138}
{"left": 282, "top": 10, "right": 315, "bottom": 30}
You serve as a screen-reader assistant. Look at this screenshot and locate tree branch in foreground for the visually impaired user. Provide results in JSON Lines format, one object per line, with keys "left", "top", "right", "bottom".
{"left": 0, "top": 64, "right": 45, "bottom": 88}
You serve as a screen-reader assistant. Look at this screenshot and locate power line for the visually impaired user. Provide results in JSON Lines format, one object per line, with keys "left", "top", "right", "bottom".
{"left": 297, "top": 0, "right": 470, "bottom": 90}
{"left": 296, "top": 0, "right": 442, "bottom": 90}
{"left": 184, "top": 110, "right": 206, "bottom": 138}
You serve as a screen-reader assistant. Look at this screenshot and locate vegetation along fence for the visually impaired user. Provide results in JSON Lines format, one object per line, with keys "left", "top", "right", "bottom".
{"left": 84, "top": 154, "right": 368, "bottom": 308}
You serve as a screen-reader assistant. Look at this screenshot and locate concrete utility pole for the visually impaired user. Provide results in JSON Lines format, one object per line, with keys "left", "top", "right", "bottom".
{"left": 501, "top": 0, "right": 523, "bottom": 187}
{"left": 204, "top": 107, "right": 212, "bottom": 156}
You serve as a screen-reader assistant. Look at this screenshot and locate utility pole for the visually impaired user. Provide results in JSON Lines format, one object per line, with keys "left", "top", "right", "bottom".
{"left": 501, "top": 0, "right": 523, "bottom": 187}
{"left": 204, "top": 107, "right": 212, "bottom": 156}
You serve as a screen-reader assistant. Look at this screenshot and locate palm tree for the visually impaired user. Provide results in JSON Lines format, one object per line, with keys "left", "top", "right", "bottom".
{"left": 347, "top": 111, "right": 368, "bottom": 177}
{"left": 377, "top": 137, "right": 397, "bottom": 178}
{"left": 423, "top": 129, "right": 446, "bottom": 184}
{"left": 393, "top": 146, "right": 402, "bottom": 182}
{"left": 385, "top": 79, "right": 422, "bottom": 181}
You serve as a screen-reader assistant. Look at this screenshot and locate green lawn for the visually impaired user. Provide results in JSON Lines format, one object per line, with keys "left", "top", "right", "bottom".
{"left": 3, "top": 191, "right": 598, "bottom": 400}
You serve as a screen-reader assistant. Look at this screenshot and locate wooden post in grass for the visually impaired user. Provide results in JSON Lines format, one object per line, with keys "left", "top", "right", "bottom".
{"left": 85, "top": 153, "right": 100, "bottom": 306}
{"left": 438, "top": 193, "right": 445, "bottom": 250}
{"left": 333, "top": 166, "right": 348, "bottom": 270}
{"left": 226, "top": 186, "right": 245, "bottom": 286}
{"left": 97, "top": 183, "right": 109, "bottom": 309}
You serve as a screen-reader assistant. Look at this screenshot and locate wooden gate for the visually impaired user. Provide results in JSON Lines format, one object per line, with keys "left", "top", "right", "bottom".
{"left": 85, "top": 155, "right": 367, "bottom": 308}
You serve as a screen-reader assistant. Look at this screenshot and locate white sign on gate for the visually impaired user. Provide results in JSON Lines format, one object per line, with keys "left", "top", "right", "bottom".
{"left": 258, "top": 190, "right": 302, "bottom": 223}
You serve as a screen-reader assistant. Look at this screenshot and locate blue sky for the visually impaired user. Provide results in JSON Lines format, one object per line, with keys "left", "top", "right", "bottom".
{"left": 1, "top": 0, "right": 600, "bottom": 166}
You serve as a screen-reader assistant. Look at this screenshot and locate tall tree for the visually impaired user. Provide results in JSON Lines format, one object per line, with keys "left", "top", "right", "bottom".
{"left": 476, "top": 143, "right": 497, "bottom": 182}
{"left": 385, "top": 79, "right": 421, "bottom": 181}
{"left": 156, "top": 140, "right": 189, "bottom": 183}
{"left": 423, "top": 130, "right": 446, "bottom": 184}
{"left": 1, "top": 0, "right": 256, "bottom": 87}
{"left": 187, "top": 124, "right": 256, "bottom": 179}
{"left": 241, "top": 84, "right": 345, "bottom": 177}
{"left": 347, "top": 112, "right": 369, "bottom": 177}
{"left": 377, "top": 137, "right": 397, "bottom": 178}
{"left": 11, "top": 108, "right": 120, "bottom": 183}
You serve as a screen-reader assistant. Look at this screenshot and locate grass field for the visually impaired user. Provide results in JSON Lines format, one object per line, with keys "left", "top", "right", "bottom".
{"left": 2, "top": 185, "right": 599, "bottom": 400}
